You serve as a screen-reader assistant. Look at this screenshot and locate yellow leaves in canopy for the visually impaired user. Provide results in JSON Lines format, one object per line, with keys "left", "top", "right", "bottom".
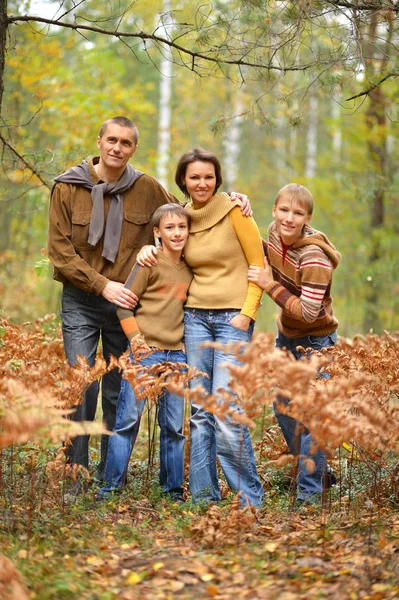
{"left": 7, "top": 31, "right": 66, "bottom": 97}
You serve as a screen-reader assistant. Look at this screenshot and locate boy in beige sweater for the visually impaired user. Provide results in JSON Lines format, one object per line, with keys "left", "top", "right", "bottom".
{"left": 97, "top": 204, "right": 192, "bottom": 503}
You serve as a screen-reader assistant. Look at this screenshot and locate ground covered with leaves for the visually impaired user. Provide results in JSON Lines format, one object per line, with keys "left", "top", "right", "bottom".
{"left": 1, "top": 480, "right": 399, "bottom": 600}
{"left": 1, "top": 317, "right": 399, "bottom": 598}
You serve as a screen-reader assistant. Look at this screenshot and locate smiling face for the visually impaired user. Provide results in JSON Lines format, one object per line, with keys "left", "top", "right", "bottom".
{"left": 272, "top": 196, "right": 312, "bottom": 245}
{"left": 183, "top": 161, "right": 217, "bottom": 206}
{"left": 97, "top": 123, "right": 137, "bottom": 178}
{"left": 153, "top": 212, "right": 189, "bottom": 261}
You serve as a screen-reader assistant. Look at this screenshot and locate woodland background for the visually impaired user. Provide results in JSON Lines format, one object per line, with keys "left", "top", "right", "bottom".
{"left": 1, "top": 0, "right": 399, "bottom": 336}
{"left": 1, "top": 2, "right": 399, "bottom": 599}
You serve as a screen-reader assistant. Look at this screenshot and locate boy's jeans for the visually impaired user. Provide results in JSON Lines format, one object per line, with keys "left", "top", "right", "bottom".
{"left": 98, "top": 349, "right": 186, "bottom": 499}
{"left": 274, "top": 330, "right": 337, "bottom": 502}
{"left": 184, "top": 308, "right": 264, "bottom": 508}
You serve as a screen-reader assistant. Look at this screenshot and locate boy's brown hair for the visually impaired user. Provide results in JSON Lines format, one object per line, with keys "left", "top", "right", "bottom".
{"left": 152, "top": 203, "right": 191, "bottom": 229}
{"left": 274, "top": 183, "right": 314, "bottom": 215}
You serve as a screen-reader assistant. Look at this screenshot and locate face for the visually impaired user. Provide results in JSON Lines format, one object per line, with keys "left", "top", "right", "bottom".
{"left": 97, "top": 123, "right": 137, "bottom": 172}
{"left": 183, "top": 161, "right": 216, "bottom": 205}
{"left": 272, "top": 196, "right": 312, "bottom": 244}
{"left": 153, "top": 213, "right": 189, "bottom": 257}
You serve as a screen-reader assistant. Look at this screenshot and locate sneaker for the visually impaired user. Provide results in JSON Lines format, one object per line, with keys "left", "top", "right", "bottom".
{"left": 325, "top": 465, "right": 337, "bottom": 490}
{"left": 166, "top": 493, "right": 185, "bottom": 505}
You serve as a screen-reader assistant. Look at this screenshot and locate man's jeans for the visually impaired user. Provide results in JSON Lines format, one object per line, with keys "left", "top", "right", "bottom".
{"left": 98, "top": 349, "right": 186, "bottom": 498}
{"left": 184, "top": 308, "right": 264, "bottom": 508}
{"left": 61, "top": 284, "right": 127, "bottom": 474}
{"left": 274, "top": 330, "right": 337, "bottom": 502}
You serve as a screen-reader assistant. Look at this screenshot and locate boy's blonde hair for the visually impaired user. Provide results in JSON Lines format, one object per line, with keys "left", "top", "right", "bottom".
{"left": 274, "top": 183, "right": 314, "bottom": 215}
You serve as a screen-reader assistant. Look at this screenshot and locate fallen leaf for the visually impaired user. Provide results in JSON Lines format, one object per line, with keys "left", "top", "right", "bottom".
{"left": 126, "top": 571, "right": 141, "bottom": 585}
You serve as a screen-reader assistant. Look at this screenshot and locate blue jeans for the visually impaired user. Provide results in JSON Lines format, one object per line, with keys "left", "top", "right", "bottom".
{"left": 274, "top": 330, "right": 337, "bottom": 501}
{"left": 61, "top": 283, "right": 128, "bottom": 473}
{"left": 184, "top": 308, "right": 264, "bottom": 507}
{"left": 98, "top": 349, "right": 186, "bottom": 498}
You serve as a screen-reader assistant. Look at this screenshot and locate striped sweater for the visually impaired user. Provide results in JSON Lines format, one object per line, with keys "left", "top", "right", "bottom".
{"left": 263, "top": 222, "right": 340, "bottom": 338}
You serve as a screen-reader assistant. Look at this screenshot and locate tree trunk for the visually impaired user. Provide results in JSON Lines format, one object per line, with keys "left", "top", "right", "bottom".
{"left": 0, "top": 0, "right": 7, "bottom": 115}
{"left": 361, "top": 10, "right": 391, "bottom": 333}
{"left": 331, "top": 90, "right": 342, "bottom": 180}
{"left": 305, "top": 92, "right": 318, "bottom": 180}
{"left": 156, "top": 0, "right": 173, "bottom": 189}
{"left": 222, "top": 92, "right": 243, "bottom": 191}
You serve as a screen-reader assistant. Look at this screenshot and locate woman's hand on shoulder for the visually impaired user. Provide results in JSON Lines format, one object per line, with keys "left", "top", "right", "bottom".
{"left": 230, "top": 314, "right": 252, "bottom": 331}
{"left": 136, "top": 245, "right": 158, "bottom": 267}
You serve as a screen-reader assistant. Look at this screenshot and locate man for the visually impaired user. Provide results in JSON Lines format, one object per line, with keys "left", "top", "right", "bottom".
{"left": 48, "top": 116, "right": 250, "bottom": 497}
{"left": 48, "top": 116, "right": 176, "bottom": 494}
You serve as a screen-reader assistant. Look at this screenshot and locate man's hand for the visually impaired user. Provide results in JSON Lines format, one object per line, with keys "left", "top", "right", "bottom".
{"left": 248, "top": 258, "right": 273, "bottom": 290}
{"left": 136, "top": 245, "right": 158, "bottom": 267}
{"left": 230, "top": 314, "right": 252, "bottom": 331}
{"left": 102, "top": 281, "right": 138, "bottom": 309}
{"left": 230, "top": 192, "right": 253, "bottom": 217}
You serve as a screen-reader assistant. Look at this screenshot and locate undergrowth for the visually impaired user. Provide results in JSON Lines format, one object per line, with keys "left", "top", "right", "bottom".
{"left": 0, "top": 316, "right": 398, "bottom": 599}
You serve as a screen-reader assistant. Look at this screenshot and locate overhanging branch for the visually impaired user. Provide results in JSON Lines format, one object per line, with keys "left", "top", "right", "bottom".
{"left": 346, "top": 71, "right": 399, "bottom": 101}
{"left": 6, "top": 15, "right": 338, "bottom": 74}
{"left": 0, "top": 132, "right": 51, "bottom": 189}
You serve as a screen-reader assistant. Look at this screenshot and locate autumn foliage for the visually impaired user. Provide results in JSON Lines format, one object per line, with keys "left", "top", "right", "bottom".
{"left": 1, "top": 317, "right": 399, "bottom": 598}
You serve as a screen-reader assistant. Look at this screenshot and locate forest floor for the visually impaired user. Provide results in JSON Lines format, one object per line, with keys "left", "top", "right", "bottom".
{"left": 1, "top": 471, "right": 399, "bottom": 600}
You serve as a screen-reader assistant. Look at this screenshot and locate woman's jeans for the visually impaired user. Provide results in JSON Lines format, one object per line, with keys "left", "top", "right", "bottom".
{"left": 184, "top": 308, "right": 264, "bottom": 508}
{"left": 61, "top": 283, "right": 127, "bottom": 476}
{"left": 98, "top": 349, "right": 186, "bottom": 499}
{"left": 274, "top": 330, "right": 337, "bottom": 502}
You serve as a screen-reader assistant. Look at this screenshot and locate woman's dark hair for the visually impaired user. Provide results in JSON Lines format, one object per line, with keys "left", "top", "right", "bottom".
{"left": 152, "top": 203, "right": 191, "bottom": 229}
{"left": 174, "top": 148, "right": 223, "bottom": 197}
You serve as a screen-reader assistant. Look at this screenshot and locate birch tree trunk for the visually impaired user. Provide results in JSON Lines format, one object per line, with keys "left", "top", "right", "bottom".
{"left": 222, "top": 94, "right": 243, "bottom": 191}
{"left": 305, "top": 92, "right": 318, "bottom": 180}
{"left": 156, "top": 0, "right": 173, "bottom": 189}
{"left": 331, "top": 90, "right": 342, "bottom": 179}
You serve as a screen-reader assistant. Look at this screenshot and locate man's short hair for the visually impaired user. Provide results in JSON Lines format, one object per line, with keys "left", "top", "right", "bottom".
{"left": 174, "top": 148, "right": 223, "bottom": 196}
{"left": 152, "top": 204, "right": 191, "bottom": 229}
{"left": 275, "top": 183, "right": 314, "bottom": 215}
{"left": 99, "top": 117, "right": 139, "bottom": 145}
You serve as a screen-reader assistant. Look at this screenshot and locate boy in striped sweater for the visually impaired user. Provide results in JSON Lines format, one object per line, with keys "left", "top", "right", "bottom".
{"left": 248, "top": 183, "right": 340, "bottom": 505}
{"left": 97, "top": 204, "right": 192, "bottom": 503}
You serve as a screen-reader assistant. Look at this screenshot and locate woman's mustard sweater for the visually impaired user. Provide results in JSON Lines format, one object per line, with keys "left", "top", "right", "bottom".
{"left": 184, "top": 193, "right": 264, "bottom": 320}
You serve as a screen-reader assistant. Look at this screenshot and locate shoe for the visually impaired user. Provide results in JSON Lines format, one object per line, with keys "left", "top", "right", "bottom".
{"left": 166, "top": 493, "right": 185, "bottom": 505}
{"left": 92, "top": 464, "right": 105, "bottom": 485}
{"left": 325, "top": 465, "right": 337, "bottom": 490}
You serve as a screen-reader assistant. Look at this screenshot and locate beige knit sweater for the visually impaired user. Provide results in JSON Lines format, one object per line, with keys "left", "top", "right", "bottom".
{"left": 184, "top": 193, "right": 264, "bottom": 319}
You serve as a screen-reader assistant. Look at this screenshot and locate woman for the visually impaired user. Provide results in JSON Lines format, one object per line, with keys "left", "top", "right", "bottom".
{"left": 139, "top": 149, "right": 264, "bottom": 507}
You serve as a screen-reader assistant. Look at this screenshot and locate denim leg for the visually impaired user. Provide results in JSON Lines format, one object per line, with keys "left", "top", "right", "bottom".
{"left": 211, "top": 318, "right": 264, "bottom": 507}
{"left": 61, "top": 284, "right": 127, "bottom": 472}
{"left": 185, "top": 312, "right": 221, "bottom": 504}
{"left": 184, "top": 309, "right": 264, "bottom": 507}
{"left": 274, "top": 330, "right": 336, "bottom": 501}
{"left": 97, "top": 312, "right": 128, "bottom": 477}
{"left": 99, "top": 376, "right": 145, "bottom": 496}
{"left": 158, "top": 350, "right": 186, "bottom": 496}
{"left": 99, "top": 349, "right": 186, "bottom": 498}
{"left": 61, "top": 286, "right": 101, "bottom": 469}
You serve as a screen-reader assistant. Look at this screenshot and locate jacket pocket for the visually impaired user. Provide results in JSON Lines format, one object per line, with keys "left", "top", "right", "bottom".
{"left": 71, "top": 211, "right": 91, "bottom": 248}
{"left": 124, "top": 211, "right": 152, "bottom": 248}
